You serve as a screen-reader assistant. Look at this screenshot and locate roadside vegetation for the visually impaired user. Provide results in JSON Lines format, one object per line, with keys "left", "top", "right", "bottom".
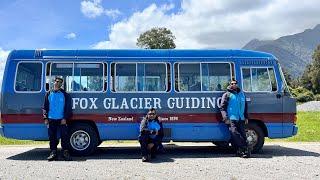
{"left": 286, "top": 45, "right": 320, "bottom": 102}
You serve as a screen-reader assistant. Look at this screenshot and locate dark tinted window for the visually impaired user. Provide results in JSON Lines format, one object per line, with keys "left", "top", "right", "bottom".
{"left": 15, "top": 62, "right": 42, "bottom": 92}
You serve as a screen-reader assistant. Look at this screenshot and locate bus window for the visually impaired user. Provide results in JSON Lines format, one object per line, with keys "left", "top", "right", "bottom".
{"left": 242, "top": 67, "right": 277, "bottom": 92}
{"left": 50, "top": 63, "right": 73, "bottom": 91}
{"left": 15, "top": 62, "right": 42, "bottom": 92}
{"left": 201, "top": 63, "right": 231, "bottom": 91}
{"left": 268, "top": 68, "right": 277, "bottom": 91}
{"left": 73, "top": 63, "right": 104, "bottom": 92}
{"left": 115, "top": 63, "right": 136, "bottom": 91}
{"left": 137, "top": 63, "right": 167, "bottom": 91}
{"left": 242, "top": 68, "right": 251, "bottom": 92}
{"left": 178, "top": 63, "right": 201, "bottom": 91}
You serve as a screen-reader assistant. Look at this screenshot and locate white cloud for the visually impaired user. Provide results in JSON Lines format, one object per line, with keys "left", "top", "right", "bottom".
{"left": 81, "top": 0, "right": 121, "bottom": 19}
{"left": 65, "top": 33, "right": 77, "bottom": 40}
{"left": 0, "top": 48, "right": 10, "bottom": 88}
{"left": 81, "top": 0, "right": 104, "bottom": 18}
{"left": 92, "top": 0, "right": 320, "bottom": 49}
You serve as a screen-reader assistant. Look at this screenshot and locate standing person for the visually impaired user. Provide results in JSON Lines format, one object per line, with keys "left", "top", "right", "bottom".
{"left": 138, "top": 108, "right": 164, "bottom": 162}
{"left": 43, "top": 77, "right": 72, "bottom": 161}
{"left": 220, "top": 80, "right": 251, "bottom": 158}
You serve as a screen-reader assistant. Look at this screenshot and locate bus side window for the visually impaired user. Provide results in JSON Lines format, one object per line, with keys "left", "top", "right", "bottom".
{"left": 167, "top": 63, "right": 171, "bottom": 92}
{"left": 45, "top": 62, "right": 51, "bottom": 91}
{"left": 15, "top": 62, "right": 42, "bottom": 92}
{"left": 242, "top": 67, "right": 277, "bottom": 92}
{"left": 174, "top": 63, "right": 179, "bottom": 92}
{"left": 104, "top": 63, "right": 107, "bottom": 91}
{"left": 111, "top": 63, "right": 115, "bottom": 92}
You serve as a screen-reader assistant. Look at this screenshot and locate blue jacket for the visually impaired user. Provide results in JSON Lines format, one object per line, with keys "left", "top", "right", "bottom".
{"left": 42, "top": 89, "right": 72, "bottom": 120}
{"left": 220, "top": 86, "right": 248, "bottom": 121}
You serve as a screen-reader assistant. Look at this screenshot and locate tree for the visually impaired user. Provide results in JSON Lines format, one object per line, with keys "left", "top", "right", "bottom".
{"left": 309, "top": 45, "right": 320, "bottom": 94}
{"left": 136, "top": 27, "right": 176, "bottom": 49}
{"left": 300, "top": 45, "right": 320, "bottom": 94}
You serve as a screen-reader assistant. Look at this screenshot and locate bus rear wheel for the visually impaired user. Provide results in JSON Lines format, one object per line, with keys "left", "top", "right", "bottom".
{"left": 68, "top": 123, "right": 99, "bottom": 156}
{"left": 246, "top": 123, "right": 265, "bottom": 153}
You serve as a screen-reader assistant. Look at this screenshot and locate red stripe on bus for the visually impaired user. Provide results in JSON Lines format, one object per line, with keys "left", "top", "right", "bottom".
{"left": 1, "top": 113, "right": 295, "bottom": 124}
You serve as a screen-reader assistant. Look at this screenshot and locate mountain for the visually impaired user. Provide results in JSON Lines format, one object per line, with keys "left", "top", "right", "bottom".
{"left": 243, "top": 24, "right": 320, "bottom": 77}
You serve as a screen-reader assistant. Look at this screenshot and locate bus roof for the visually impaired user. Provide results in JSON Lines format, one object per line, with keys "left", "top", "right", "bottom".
{"left": 7, "top": 49, "right": 276, "bottom": 60}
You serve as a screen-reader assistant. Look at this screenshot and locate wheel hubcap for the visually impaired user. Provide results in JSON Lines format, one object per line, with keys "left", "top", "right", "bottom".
{"left": 246, "top": 129, "right": 258, "bottom": 147}
{"left": 70, "top": 130, "right": 91, "bottom": 151}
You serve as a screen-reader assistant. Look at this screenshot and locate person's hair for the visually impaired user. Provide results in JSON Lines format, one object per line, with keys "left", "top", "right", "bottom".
{"left": 230, "top": 79, "right": 237, "bottom": 84}
{"left": 148, "top": 107, "right": 156, "bottom": 112}
{"left": 55, "top": 77, "right": 64, "bottom": 83}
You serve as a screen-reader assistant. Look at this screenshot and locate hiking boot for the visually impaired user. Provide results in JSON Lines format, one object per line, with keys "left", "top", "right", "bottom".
{"left": 62, "top": 150, "right": 72, "bottom": 161}
{"left": 142, "top": 156, "right": 148, "bottom": 162}
{"left": 47, "top": 150, "right": 57, "bottom": 161}
{"left": 241, "top": 147, "right": 251, "bottom": 158}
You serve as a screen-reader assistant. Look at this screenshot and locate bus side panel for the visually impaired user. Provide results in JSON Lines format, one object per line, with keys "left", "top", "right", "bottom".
{"left": 2, "top": 124, "right": 48, "bottom": 140}
{"left": 164, "top": 123, "right": 230, "bottom": 141}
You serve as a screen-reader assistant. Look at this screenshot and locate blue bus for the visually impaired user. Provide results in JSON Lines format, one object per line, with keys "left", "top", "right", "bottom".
{"left": 0, "top": 49, "right": 298, "bottom": 155}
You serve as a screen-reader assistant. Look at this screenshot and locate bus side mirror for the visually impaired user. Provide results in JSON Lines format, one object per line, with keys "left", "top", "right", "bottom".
{"left": 276, "top": 93, "right": 282, "bottom": 99}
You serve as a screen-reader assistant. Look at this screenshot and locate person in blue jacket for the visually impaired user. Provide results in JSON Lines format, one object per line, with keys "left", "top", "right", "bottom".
{"left": 220, "top": 80, "right": 251, "bottom": 158}
{"left": 43, "top": 77, "right": 72, "bottom": 161}
{"left": 138, "top": 108, "right": 164, "bottom": 162}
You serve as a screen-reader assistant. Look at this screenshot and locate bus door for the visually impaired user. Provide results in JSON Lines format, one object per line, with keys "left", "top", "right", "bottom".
{"left": 279, "top": 66, "right": 297, "bottom": 137}
{"left": 241, "top": 66, "right": 283, "bottom": 137}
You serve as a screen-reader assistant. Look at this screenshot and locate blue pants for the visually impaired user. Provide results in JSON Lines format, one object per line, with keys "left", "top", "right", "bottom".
{"left": 48, "top": 119, "right": 68, "bottom": 151}
{"left": 138, "top": 134, "right": 161, "bottom": 156}
{"left": 229, "top": 120, "right": 248, "bottom": 150}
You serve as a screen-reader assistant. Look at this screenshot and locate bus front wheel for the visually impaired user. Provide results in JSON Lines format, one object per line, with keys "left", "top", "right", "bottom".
{"left": 68, "top": 123, "right": 99, "bottom": 156}
{"left": 246, "top": 123, "right": 265, "bottom": 153}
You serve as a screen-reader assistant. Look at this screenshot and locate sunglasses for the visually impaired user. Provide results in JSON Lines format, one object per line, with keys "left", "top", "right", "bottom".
{"left": 231, "top": 83, "right": 237, "bottom": 85}
{"left": 148, "top": 113, "right": 156, "bottom": 115}
{"left": 55, "top": 80, "right": 62, "bottom": 83}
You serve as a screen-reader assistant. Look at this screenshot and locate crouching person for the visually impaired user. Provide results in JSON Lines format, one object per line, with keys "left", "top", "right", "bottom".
{"left": 43, "top": 77, "right": 72, "bottom": 161}
{"left": 138, "top": 108, "right": 164, "bottom": 162}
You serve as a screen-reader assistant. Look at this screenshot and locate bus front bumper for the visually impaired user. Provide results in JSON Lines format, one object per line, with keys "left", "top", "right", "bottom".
{"left": 293, "top": 125, "right": 298, "bottom": 136}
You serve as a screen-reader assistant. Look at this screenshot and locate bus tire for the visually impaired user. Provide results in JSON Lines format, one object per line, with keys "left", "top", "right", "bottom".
{"left": 68, "top": 123, "right": 99, "bottom": 156}
{"left": 246, "top": 123, "right": 265, "bottom": 153}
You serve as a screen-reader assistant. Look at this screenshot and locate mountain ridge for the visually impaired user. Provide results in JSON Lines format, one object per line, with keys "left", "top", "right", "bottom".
{"left": 243, "top": 24, "right": 320, "bottom": 77}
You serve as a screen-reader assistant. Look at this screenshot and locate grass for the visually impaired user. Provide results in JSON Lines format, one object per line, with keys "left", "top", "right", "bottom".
{"left": 0, "top": 136, "right": 46, "bottom": 145}
{"left": 1, "top": 111, "right": 320, "bottom": 145}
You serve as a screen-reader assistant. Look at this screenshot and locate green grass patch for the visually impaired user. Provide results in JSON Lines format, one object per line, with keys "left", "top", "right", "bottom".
{"left": 267, "top": 111, "right": 320, "bottom": 142}
{"left": 0, "top": 136, "right": 46, "bottom": 145}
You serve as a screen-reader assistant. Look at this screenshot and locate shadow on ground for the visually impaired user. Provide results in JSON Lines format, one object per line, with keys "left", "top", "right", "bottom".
{"left": 7, "top": 144, "right": 320, "bottom": 162}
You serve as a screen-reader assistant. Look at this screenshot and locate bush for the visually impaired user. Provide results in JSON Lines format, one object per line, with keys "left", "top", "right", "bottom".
{"left": 296, "top": 91, "right": 314, "bottom": 102}
{"left": 290, "top": 86, "right": 315, "bottom": 102}
{"left": 315, "top": 94, "right": 320, "bottom": 101}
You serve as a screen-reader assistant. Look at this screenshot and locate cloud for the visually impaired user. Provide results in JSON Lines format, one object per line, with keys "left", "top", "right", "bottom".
{"left": 81, "top": 0, "right": 121, "bottom": 19}
{"left": 0, "top": 48, "right": 10, "bottom": 88}
{"left": 104, "top": 9, "right": 121, "bottom": 19}
{"left": 81, "top": 0, "right": 104, "bottom": 18}
{"left": 65, "top": 33, "right": 77, "bottom": 40}
{"left": 92, "top": 0, "right": 320, "bottom": 49}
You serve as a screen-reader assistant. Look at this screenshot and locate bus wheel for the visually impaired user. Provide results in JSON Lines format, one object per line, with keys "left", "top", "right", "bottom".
{"left": 246, "top": 123, "right": 265, "bottom": 153}
{"left": 68, "top": 123, "right": 98, "bottom": 156}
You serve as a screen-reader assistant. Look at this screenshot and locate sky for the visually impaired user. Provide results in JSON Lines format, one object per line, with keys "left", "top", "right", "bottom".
{"left": 0, "top": 0, "right": 320, "bottom": 86}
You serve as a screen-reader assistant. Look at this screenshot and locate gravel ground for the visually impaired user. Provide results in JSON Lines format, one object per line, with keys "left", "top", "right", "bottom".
{"left": 297, "top": 101, "right": 320, "bottom": 111}
{"left": 0, "top": 142, "right": 319, "bottom": 180}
